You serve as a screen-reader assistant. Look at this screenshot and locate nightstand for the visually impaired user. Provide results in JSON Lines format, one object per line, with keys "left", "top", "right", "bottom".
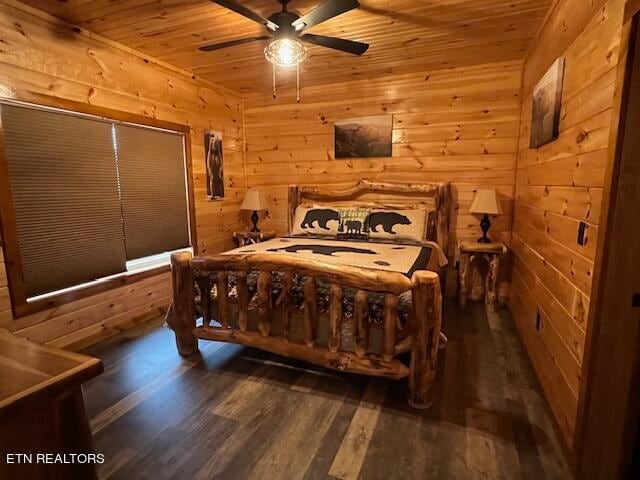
{"left": 233, "top": 230, "right": 276, "bottom": 247}
{"left": 458, "top": 241, "right": 507, "bottom": 311}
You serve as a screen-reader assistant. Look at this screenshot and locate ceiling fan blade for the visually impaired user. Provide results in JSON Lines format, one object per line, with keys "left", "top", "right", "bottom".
{"left": 301, "top": 34, "right": 369, "bottom": 55}
{"left": 199, "top": 35, "right": 272, "bottom": 52}
{"left": 292, "top": 0, "right": 360, "bottom": 32}
{"left": 211, "top": 1, "right": 279, "bottom": 31}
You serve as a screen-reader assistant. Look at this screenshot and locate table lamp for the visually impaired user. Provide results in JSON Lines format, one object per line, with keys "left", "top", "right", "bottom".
{"left": 241, "top": 189, "right": 267, "bottom": 232}
{"left": 469, "top": 189, "right": 503, "bottom": 243}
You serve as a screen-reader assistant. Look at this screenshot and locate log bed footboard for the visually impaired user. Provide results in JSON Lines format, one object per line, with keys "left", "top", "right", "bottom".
{"left": 167, "top": 251, "right": 443, "bottom": 409}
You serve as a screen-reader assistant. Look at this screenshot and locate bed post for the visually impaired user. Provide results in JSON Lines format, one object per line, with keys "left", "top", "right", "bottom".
{"left": 435, "top": 182, "right": 452, "bottom": 259}
{"left": 167, "top": 251, "right": 198, "bottom": 356}
{"left": 288, "top": 185, "right": 301, "bottom": 236}
{"left": 408, "top": 271, "right": 442, "bottom": 409}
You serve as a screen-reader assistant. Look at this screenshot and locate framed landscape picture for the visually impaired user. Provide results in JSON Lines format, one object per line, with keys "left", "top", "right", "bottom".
{"left": 530, "top": 57, "right": 565, "bottom": 148}
{"left": 334, "top": 115, "right": 393, "bottom": 158}
{"left": 204, "top": 130, "right": 224, "bottom": 200}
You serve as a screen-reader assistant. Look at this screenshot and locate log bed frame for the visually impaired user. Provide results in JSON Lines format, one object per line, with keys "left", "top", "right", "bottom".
{"left": 167, "top": 179, "right": 452, "bottom": 408}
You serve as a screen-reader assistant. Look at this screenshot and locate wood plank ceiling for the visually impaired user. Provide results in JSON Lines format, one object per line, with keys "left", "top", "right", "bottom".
{"left": 19, "top": 0, "right": 553, "bottom": 96}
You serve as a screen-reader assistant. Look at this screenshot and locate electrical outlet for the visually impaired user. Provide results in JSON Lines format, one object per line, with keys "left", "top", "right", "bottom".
{"left": 577, "top": 222, "right": 588, "bottom": 246}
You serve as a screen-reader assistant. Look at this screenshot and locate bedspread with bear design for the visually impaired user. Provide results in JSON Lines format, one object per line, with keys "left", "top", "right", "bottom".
{"left": 224, "top": 237, "right": 447, "bottom": 277}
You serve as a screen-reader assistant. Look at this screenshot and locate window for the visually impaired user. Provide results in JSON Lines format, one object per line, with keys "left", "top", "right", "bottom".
{"left": 0, "top": 99, "right": 195, "bottom": 316}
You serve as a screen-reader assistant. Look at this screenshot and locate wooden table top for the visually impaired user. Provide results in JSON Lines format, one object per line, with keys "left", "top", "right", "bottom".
{"left": 0, "top": 329, "right": 103, "bottom": 414}
{"left": 458, "top": 241, "right": 507, "bottom": 254}
{"left": 233, "top": 230, "right": 277, "bottom": 239}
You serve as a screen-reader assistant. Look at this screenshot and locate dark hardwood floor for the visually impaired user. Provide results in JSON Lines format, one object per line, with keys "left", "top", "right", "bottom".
{"left": 82, "top": 301, "right": 571, "bottom": 479}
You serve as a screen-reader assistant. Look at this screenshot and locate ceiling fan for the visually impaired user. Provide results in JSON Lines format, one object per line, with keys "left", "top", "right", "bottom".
{"left": 199, "top": 0, "right": 369, "bottom": 57}
{"left": 199, "top": 1, "right": 368, "bottom": 100}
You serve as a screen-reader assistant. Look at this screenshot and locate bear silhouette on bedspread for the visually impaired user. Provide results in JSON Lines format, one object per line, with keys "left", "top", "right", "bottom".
{"left": 344, "top": 220, "right": 363, "bottom": 235}
{"left": 365, "top": 212, "right": 412, "bottom": 234}
{"left": 267, "top": 244, "right": 376, "bottom": 256}
{"left": 300, "top": 209, "right": 339, "bottom": 230}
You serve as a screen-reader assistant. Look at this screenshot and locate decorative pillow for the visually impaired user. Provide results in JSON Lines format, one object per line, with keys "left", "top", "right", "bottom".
{"left": 291, "top": 205, "right": 340, "bottom": 236}
{"left": 337, "top": 208, "right": 370, "bottom": 240}
{"left": 366, "top": 208, "right": 427, "bottom": 242}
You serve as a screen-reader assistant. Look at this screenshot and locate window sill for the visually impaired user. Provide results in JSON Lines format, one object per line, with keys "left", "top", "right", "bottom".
{"left": 12, "top": 264, "right": 172, "bottom": 319}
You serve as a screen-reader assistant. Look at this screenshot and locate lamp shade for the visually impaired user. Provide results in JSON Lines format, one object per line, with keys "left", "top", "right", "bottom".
{"left": 241, "top": 189, "right": 267, "bottom": 211}
{"left": 469, "top": 189, "right": 503, "bottom": 215}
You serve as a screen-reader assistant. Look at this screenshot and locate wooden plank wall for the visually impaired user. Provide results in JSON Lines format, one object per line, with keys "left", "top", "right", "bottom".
{"left": 510, "top": 0, "right": 623, "bottom": 449}
{"left": 0, "top": 0, "right": 245, "bottom": 350}
{"left": 244, "top": 60, "right": 524, "bottom": 292}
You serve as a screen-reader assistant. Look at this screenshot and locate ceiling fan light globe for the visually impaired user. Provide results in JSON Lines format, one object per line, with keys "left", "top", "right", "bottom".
{"left": 265, "top": 38, "right": 308, "bottom": 67}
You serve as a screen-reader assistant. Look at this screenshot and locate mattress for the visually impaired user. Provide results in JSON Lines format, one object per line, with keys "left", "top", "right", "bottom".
{"left": 204, "top": 236, "right": 445, "bottom": 326}
{"left": 219, "top": 270, "right": 412, "bottom": 327}
{"left": 200, "top": 236, "right": 447, "bottom": 352}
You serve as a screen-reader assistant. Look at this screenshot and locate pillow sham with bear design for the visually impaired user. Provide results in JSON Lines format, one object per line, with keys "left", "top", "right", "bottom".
{"left": 291, "top": 205, "right": 340, "bottom": 236}
{"left": 366, "top": 208, "right": 427, "bottom": 242}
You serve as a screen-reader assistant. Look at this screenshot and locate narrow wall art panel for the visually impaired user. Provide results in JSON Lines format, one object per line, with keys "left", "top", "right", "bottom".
{"left": 204, "top": 130, "right": 224, "bottom": 199}
{"left": 530, "top": 57, "right": 565, "bottom": 148}
{"left": 334, "top": 115, "right": 393, "bottom": 158}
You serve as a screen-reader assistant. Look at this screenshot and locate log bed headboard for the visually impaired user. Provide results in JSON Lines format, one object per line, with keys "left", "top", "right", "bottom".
{"left": 287, "top": 179, "right": 452, "bottom": 258}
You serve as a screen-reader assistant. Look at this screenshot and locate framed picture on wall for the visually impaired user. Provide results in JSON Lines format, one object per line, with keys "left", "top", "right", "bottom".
{"left": 334, "top": 115, "right": 393, "bottom": 158}
{"left": 530, "top": 57, "right": 565, "bottom": 149}
{"left": 204, "top": 130, "right": 224, "bottom": 200}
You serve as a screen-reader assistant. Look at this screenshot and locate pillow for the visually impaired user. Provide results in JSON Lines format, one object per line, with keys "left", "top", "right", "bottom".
{"left": 291, "top": 205, "right": 340, "bottom": 236}
{"left": 366, "top": 208, "right": 427, "bottom": 242}
{"left": 337, "top": 208, "right": 370, "bottom": 240}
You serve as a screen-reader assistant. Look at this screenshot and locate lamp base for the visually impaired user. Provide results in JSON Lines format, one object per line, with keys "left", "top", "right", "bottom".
{"left": 478, "top": 214, "right": 492, "bottom": 243}
{"left": 250, "top": 210, "right": 260, "bottom": 233}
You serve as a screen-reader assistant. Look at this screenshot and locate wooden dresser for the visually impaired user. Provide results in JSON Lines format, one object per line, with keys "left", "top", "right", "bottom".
{"left": 0, "top": 329, "right": 103, "bottom": 480}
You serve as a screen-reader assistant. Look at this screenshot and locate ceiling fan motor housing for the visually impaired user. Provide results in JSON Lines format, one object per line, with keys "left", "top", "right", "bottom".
{"left": 268, "top": 10, "right": 301, "bottom": 36}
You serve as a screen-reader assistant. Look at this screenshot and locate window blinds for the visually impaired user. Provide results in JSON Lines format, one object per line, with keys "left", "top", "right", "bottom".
{"left": 114, "top": 125, "right": 190, "bottom": 260}
{"left": 1, "top": 104, "right": 127, "bottom": 297}
{"left": 1, "top": 103, "right": 191, "bottom": 298}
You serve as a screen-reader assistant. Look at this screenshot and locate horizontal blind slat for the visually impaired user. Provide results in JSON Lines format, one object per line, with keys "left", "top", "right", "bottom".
{"left": 1, "top": 104, "right": 127, "bottom": 297}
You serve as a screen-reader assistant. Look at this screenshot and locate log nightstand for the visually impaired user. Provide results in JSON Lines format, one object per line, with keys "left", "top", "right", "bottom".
{"left": 458, "top": 241, "right": 507, "bottom": 311}
{"left": 233, "top": 230, "right": 277, "bottom": 247}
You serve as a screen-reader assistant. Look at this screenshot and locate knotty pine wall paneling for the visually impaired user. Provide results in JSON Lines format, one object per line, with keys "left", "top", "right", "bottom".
{"left": 510, "top": 0, "right": 623, "bottom": 449}
{"left": 244, "top": 60, "right": 523, "bottom": 293}
{"left": 0, "top": 0, "right": 245, "bottom": 349}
